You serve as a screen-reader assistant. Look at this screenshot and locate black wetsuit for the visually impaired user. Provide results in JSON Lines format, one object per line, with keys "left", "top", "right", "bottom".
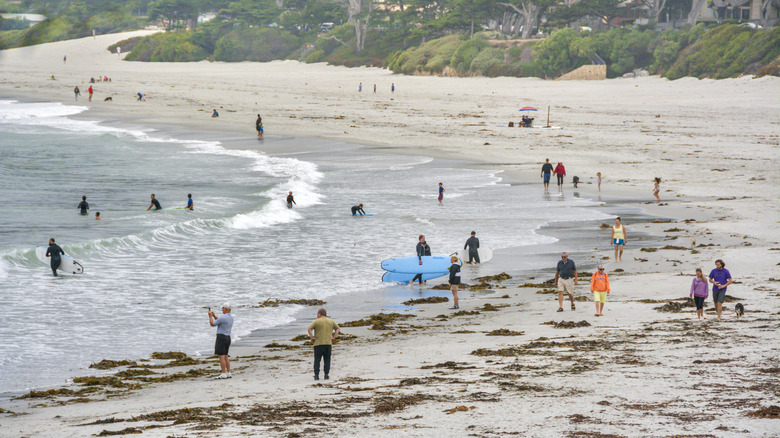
{"left": 78, "top": 201, "right": 89, "bottom": 215}
{"left": 351, "top": 205, "right": 365, "bottom": 216}
{"left": 46, "top": 243, "right": 64, "bottom": 276}
{"left": 151, "top": 198, "right": 161, "bottom": 210}
{"left": 287, "top": 195, "right": 295, "bottom": 208}
{"left": 412, "top": 241, "right": 431, "bottom": 284}
{"left": 464, "top": 236, "right": 480, "bottom": 263}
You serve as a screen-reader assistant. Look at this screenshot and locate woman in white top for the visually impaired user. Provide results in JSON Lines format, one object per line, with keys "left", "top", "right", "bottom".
{"left": 610, "top": 217, "right": 627, "bottom": 261}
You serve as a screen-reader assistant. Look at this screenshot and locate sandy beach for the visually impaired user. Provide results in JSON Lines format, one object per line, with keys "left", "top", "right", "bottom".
{"left": 0, "top": 31, "right": 779, "bottom": 437}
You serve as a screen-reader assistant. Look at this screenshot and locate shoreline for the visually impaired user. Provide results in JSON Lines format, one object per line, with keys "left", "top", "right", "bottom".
{"left": 0, "top": 32, "right": 778, "bottom": 436}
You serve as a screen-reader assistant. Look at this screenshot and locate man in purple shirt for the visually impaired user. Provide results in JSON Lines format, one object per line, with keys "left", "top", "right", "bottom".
{"left": 708, "top": 259, "right": 733, "bottom": 321}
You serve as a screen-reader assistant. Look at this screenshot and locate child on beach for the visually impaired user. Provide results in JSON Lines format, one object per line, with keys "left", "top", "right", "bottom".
{"left": 690, "top": 268, "right": 708, "bottom": 320}
{"left": 590, "top": 266, "right": 610, "bottom": 316}
{"left": 438, "top": 182, "right": 444, "bottom": 204}
{"left": 653, "top": 177, "right": 661, "bottom": 202}
{"left": 448, "top": 255, "right": 461, "bottom": 309}
{"left": 95, "top": 212, "right": 101, "bottom": 220}
{"left": 597, "top": 172, "right": 602, "bottom": 192}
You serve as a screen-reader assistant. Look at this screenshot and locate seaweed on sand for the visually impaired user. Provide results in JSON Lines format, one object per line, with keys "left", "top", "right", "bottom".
{"left": 374, "top": 394, "right": 431, "bottom": 414}
{"left": 746, "top": 405, "right": 780, "bottom": 418}
{"left": 255, "top": 298, "right": 327, "bottom": 308}
{"left": 486, "top": 329, "right": 524, "bottom": 336}
{"left": 89, "top": 359, "right": 137, "bottom": 370}
{"left": 150, "top": 352, "right": 188, "bottom": 360}
{"left": 402, "top": 296, "right": 448, "bottom": 305}
{"left": 264, "top": 342, "right": 299, "bottom": 349}
{"left": 96, "top": 427, "right": 143, "bottom": 436}
{"left": 16, "top": 387, "right": 99, "bottom": 399}
{"left": 541, "top": 320, "right": 592, "bottom": 329}
{"left": 340, "top": 313, "right": 416, "bottom": 330}
{"left": 420, "top": 361, "right": 476, "bottom": 370}
{"left": 477, "top": 303, "right": 507, "bottom": 312}
{"left": 654, "top": 301, "right": 695, "bottom": 313}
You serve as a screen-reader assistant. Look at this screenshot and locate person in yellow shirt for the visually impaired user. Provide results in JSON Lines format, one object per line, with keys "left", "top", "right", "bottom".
{"left": 590, "top": 266, "right": 610, "bottom": 317}
{"left": 307, "top": 308, "right": 340, "bottom": 380}
{"left": 610, "top": 217, "right": 627, "bottom": 261}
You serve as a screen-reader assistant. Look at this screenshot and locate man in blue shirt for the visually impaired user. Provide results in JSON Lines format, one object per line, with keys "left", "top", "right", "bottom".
{"left": 554, "top": 252, "right": 578, "bottom": 312}
{"left": 708, "top": 259, "right": 733, "bottom": 321}
{"left": 208, "top": 304, "right": 234, "bottom": 379}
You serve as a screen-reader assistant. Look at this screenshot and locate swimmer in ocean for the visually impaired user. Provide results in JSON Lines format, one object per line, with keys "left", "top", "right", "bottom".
{"left": 146, "top": 193, "right": 161, "bottom": 211}
{"left": 286, "top": 191, "right": 296, "bottom": 209}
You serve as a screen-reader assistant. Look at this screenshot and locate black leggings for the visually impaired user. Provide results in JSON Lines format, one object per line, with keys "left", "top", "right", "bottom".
{"left": 557, "top": 174, "right": 564, "bottom": 185}
{"left": 50, "top": 258, "right": 60, "bottom": 276}
{"left": 411, "top": 273, "right": 423, "bottom": 284}
{"left": 694, "top": 296, "right": 705, "bottom": 310}
{"left": 314, "top": 345, "right": 332, "bottom": 376}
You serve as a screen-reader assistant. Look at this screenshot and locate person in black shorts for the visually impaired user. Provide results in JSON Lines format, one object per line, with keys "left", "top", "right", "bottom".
{"left": 146, "top": 194, "right": 161, "bottom": 211}
{"left": 351, "top": 204, "right": 365, "bottom": 216}
{"left": 77, "top": 196, "right": 89, "bottom": 215}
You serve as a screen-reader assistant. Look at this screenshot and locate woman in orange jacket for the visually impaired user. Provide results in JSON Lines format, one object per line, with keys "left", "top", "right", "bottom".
{"left": 590, "top": 266, "right": 610, "bottom": 316}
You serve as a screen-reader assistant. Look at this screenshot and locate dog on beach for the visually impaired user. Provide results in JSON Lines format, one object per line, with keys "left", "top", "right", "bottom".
{"left": 735, "top": 303, "right": 745, "bottom": 318}
{"left": 103, "top": 97, "right": 113, "bottom": 102}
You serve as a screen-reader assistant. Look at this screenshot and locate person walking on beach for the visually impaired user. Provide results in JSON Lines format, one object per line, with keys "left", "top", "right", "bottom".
{"left": 590, "top": 265, "right": 610, "bottom": 316}
{"left": 448, "top": 255, "right": 461, "bottom": 309}
{"left": 45, "top": 238, "right": 65, "bottom": 277}
{"left": 373, "top": 84, "right": 377, "bottom": 93}
{"left": 308, "top": 308, "right": 340, "bottom": 380}
{"left": 597, "top": 172, "right": 602, "bottom": 192}
{"left": 256, "top": 114, "right": 263, "bottom": 138}
{"left": 391, "top": 83, "right": 395, "bottom": 93}
{"left": 74, "top": 86, "right": 80, "bottom": 101}
{"left": 185, "top": 193, "right": 194, "bottom": 211}
{"left": 208, "top": 304, "right": 233, "bottom": 379}
{"left": 286, "top": 191, "right": 296, "bottom": 208}
{"left": 541, "top": 159, "right": 553, "bottom": 192}
{"left": 410, "top": 235, "right": 431, "bottom": 286}
{"left": 438, "top": 182, "right": 445, "bottom": 204}
{"left": 464, "top": 231, "right": 480, "bottom": 265}
{"left": 351, "top": 204, "right": 365, "bottom": 216}
{"left": 709, "top": 259, "right": 733, "bottom": 321}
{"left": 77, "top": 196, "right": 89, "bottom": 215}
{"left": 653, "top": 177, "right": 661, "bottom": 202}
{"left": 690, "top": 268, "right": 708, "bottom": 320}
{"left": 610, "top": 217, "right": 627, "bottom": 261}
{"left": 554, "top": 162, "right": 566, "bottom": 191}
{"left": 554, "top": 252, "right": 577, "bottom": 312}
{"left": 63, "top": 55, "right": 67, "bottom": 64}
{"left": 88, "top": 85, "right": 93, "bottom": 102}
{"left": 359, "top": 82, "right": 363, "bottom": 92}
{"left": 146, "top": 194, "right": 161, "bottom": 211}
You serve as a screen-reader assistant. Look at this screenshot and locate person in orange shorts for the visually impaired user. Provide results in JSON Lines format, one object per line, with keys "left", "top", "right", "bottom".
{"left": 590, "top": 265, "right": 610, "bottom": 316}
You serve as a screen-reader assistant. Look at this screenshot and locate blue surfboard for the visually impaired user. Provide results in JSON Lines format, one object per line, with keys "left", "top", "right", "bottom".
{"left": 353, "top": 213, "right": 373, "bottom": 217}
{"left": 381, "top": 256, "right": 453, "bottom": 274}
{"left": 382, "top": 271, "right": 448, "bottom": 283}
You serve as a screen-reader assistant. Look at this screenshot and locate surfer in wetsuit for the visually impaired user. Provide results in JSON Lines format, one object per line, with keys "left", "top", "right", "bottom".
{"left": 410, "top": 235, "right": 431, "bottom": 286}
{"left": 46, "top": 238, "right": 65, "bottom": 276}
{"left": 77, "top": 196, "right": 89, "bottom": 215}
{"left": 186, "top": 193, "right": 194, "bottom": 211}
{"left": 286, "top": 191, "right": 296, "bottom": 209}
{"left": 146, "top": 193, "right": 161, "bottom": 211}
{"left": 464, "top": 231, "right": 480, "bottom": 265}
{"left": 351, "top": 204, "right": 365, "bottom": 216}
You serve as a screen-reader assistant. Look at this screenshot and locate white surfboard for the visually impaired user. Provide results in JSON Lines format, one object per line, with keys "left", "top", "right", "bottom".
{"left": 455, "top": 247, "right": 493, "bottom": 264}
{"left": 35, "top": 246, "right": 84, "bottom": 275}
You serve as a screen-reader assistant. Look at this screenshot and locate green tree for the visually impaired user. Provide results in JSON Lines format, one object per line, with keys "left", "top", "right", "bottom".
{"left": 149, "top": 0, "right": 199, "bottom": 29}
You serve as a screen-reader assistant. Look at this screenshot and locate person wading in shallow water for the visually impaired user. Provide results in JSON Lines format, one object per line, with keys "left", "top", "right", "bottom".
{"left": 45, "top": 238, "right": 65, "bottom": 276}
{"left": 410, "top": 235, "right": 431, "bottom": 286}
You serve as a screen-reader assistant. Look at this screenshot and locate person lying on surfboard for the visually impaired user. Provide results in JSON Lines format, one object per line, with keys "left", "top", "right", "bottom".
{"left": 351, "top": 204, "right": 365, "bottom": 216}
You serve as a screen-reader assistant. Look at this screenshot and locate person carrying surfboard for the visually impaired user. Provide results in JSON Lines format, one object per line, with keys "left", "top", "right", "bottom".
{"left": 146, "top": 194, "right": 161, "bottom": 211}
{"left": 45, "top": 238, "right": 65, "bottom": 277}
{"left": 464, "top": 231, "right": 480, "bottom": 265}
{"left": 286, "top": 191, "right": 296, "bottom": 209}
{"left": 185, "top": 194, "right": 194, "bottom": 211}
{"left": 410, "top": 235, "right": 431, "bottom": 285}
{"left": 351, "top": 204, "right": 365, "bottom": 216}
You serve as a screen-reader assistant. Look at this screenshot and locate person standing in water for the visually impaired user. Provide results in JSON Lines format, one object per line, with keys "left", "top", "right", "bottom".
{"left": 185, "top": 194, "right": 194, "bottom": 211}
{"left": 286, "top": 191, "right": 296, "bottom": 208}
{"left": 690, "top": 268, "right": 708, "bottom": 320}
{"left": 45, "top": 238, "right": 65, "bottom": 276}
{"left": 95, "top": 212, "right": 101, "bottom": 220}
{"left": 438, "top": 182, "right": 444, "bottom": 204}
{"left": 610, "top": 217, "right": 627, "bottom": 262}
{"left": 653, "top": 177, "right": 661, "bottom": 202}
{"left": 554, "top": 162, "right": 566, "bottom": 191}
{"left": 88, "top": 85, "right": 93, "bottom": 102}
{"left": 74, "top": 86, "right": 80, "bottom": 101}
{"left": 77, "top": 196, "right": 89, "bottom": 215}
{"left": 464, "top": 231, "right": 480, "bottom": 265}
{"left": 351, "top": 204, "right": 365, "bottom": 216}
{"left": 541, "top": 159, "right": 553, "bottom": 192}
{"left": 256, "top": 114, "right": 263, "bottom": 138}
{"left": 410, "top": 235, "right": 431, "bottom": 286}
{"left": 597, "top": 172, "right": 602, "bottom": 192}
{"left": 146, "top": 194, "right": 161, "bottom": 211}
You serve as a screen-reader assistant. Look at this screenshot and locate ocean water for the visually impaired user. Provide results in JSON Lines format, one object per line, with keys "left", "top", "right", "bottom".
{"left": 0, "top": 99, "right": 612, "bottom": 394}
